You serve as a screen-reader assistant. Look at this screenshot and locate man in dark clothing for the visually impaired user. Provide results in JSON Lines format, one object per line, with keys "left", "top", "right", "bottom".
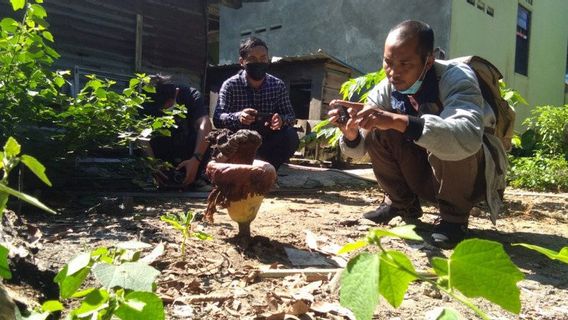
{"left": 213, "top": 37, "right": 299, "bottom": 170}
{"left": 142, "top": 74, "right": 212, "bottom": 187}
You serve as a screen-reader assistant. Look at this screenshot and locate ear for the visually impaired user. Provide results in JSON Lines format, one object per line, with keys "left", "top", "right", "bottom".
{"left": 239, "top": 57, "right": 245, "bottom": 69}
{"left": 426, "top": 54, "right": 435, "bottom": 70}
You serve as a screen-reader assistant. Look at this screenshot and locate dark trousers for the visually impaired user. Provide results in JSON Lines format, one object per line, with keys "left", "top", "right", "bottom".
{"left": 366, "top": 129, "right": 485, "bottom": 223}
{"left": 256, "top": 126, "right": 299, "bottom": 170}
{"left": 150, "top": 130, "right": 210, "bottom": 178}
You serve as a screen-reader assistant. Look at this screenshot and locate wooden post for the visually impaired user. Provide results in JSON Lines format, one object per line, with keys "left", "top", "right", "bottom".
{"left": 135, "top": 14, "right": 143, "bottom": 72}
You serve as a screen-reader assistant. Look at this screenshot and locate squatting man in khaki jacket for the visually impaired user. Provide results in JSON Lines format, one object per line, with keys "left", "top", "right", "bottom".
{"left": 328, "top": 20, "right": 507, "bottom": 249}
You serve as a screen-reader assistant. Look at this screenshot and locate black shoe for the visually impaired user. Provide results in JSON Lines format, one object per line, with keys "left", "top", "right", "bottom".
{"left": 363, "top": 198, "right": 422, "bottom": 225}
{"left": 431, "top": 220, "right": 468, "bottom": 249}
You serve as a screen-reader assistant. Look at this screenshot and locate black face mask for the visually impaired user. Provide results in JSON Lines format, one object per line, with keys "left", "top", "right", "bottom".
{"left": 245, "top": 62, "right": 269, "bottom": 81}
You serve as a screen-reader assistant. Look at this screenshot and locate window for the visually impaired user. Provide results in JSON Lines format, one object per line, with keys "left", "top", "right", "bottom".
{"left": 515, "top": 5, "right": 531, "bottom": 75}
{"left": 240, "top": 30, "right": 252, "bottom": 37}
{"left": 477, "top": 0, "right": 485, "bottom": 10}
{"left": 486, "top": 6, "right": 494, "bottom": 17}
{"left": 466, "top": 0, "right": 475, "bottom": 5}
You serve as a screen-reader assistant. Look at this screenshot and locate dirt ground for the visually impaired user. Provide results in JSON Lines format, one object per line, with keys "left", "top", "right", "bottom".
{"left": 3, "top": 165, "right": 568, "bottom": 319}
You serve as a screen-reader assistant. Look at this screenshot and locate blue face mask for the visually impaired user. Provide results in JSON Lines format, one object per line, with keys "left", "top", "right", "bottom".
{"left": 397, "top": 60, "right": 429, "bottom": 95}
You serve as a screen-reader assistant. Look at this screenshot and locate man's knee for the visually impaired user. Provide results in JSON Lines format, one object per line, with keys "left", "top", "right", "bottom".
{"left": 266, "top": 126, "right": 299, "bottom": 153}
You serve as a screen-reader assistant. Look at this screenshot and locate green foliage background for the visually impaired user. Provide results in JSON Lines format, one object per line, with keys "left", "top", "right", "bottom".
{"left": 0, "top": 0, "right": 178, "bottom": 159}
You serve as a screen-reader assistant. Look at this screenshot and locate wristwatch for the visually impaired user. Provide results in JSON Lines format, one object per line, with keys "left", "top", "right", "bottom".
{"left": 192, "top": 152, "right": 203, "bottom": 162}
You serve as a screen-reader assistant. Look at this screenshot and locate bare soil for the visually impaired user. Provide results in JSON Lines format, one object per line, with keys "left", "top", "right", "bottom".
{"left": 3, "top": 171, "right": 568, "bottom": 319}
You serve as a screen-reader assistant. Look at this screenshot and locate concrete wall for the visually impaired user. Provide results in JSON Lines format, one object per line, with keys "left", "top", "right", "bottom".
{"left": 219, "top": 0, "right": 452, "bottom": 73}
{"left": 449, "top": 0, "right": 568, "bottom": 128}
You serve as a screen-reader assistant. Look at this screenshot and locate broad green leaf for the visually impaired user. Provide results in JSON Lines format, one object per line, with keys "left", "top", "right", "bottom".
{"left": 41, "top": 31, "right": 53, "bottom": 42}
{"left": 0, "top": 244, "right": 12, "bottom": 279}
{"left": 4, "top": 137, "right": 21, "bottom": 157}
{"left": 21, "top": 155, "right": 52, "bottom": 186}
{"left": 129, "top": 78, "right": 140, "bottom": 88}
{"left": 338, "top": 239, "right": 369, "bottom": 255}
{"left": 142, "top": 85, "right": 155, "bottom": 93}
{"left": 0, "top": 183, "right": 56, "bottom": 214}
{"left": 115, "top": 240, "right": 152, "bottom": 251}
{"left": 312, "top": 119, "right": 331, "bottom": 132}
{"left": 340, "top": 253, "right": 380, "bottom": 320}
{"left": 71, "top": 288, "right": 96, "bottom": 298}
{"left": 29, "top": 4, "right": 47, "bottom": 18}
{"left": 10, "top": 0, "right": 25, "bottom": 10}
{"left": 54, "top": 76, "right": 65, "bottom": 88}
{"left": 379, "top": 250, "right": 417, "bottom": 308}
{"left": 67, "top": 252, "right": 92, "bottom": 276}
{"left": 93, "top": 262, "right": 160, "bottom": 292}
{"left": 160, "top": 215, "right": 184, "bottom": 231}
{"left": 54, "top": 265, "right": 91, "bottom": 299}
{"left": 114, "top": 292, "right": 165, "bottom": 320}
{"left": 91, "top": 247, "right": 109, "bottom": 258}
{"left": 192, "top": 231, "right": 213, "bottom": 241}
{"left": 431, "top": 257, "right": 449, "bottom": 277}
{"left": 71, "top": 289, "right": 110, "bottom": 318}
{"left": 503, "top": 91, "right": 514, "bottom": 101}
{"left": 54, "top": 253, "right": 92, "bottom": 298}
{"left": 449, "top": 239, "right": 524, "bottom": 314}
{"left": 513, "top": 243, "right": 568, "bottom": 264}
{"left": 95, "top": 87, "right": 107, "bottom": 99}
{"left": 41, "top": 300, "right": 63, "bottom": 312}
{"left": 369, "top": 225, "right": 423, "bottom": 241}
{"left": 0, "top": 18, "right": 18, "bottom": 33}
{"left": 429, "top": 307, "right": 462, "bottom": 320}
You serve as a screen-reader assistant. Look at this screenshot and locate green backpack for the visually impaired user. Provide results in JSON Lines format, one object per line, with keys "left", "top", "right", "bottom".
{"left": 446, "top": 56, "right": 516, "bottom": 151}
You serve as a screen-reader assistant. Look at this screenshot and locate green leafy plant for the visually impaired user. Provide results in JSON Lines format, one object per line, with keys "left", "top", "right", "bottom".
{"left": 507, "top": 151, "right": 568, "bottom": 191}
{"left": 499, "top": 80, "right": 528, "bottom": 108}
{"left": 507, "top": 104, "right": 568, "bottom": 191}
{"left": 339, "top": 225, "right": 524, "bottom": 320}
{"left": 53, "top": 74, "right": 184, "bottom": 155}
{"left": 300, "top": 70, "right": 386, "bottom": 156}
{"left": 0, "top": 0, "right": 66, "bottom": 141}
{"left": 339, "top": 70, "right": 386, "bottom": 103}
{"left": 1, "top": 1, "right": 184, "bottom": 160}
{"left": 513, "top": 243, "right": 568, "bottom": 264}
{"left": 0, "top": 136, "right": 55, "bottom": 219}
{"left": 521, "top": 104, "right": 568, "bottom": 158}
{"left": 161, "top": 210, "right": 212, "bottom": 259}
{"left": 30, "top": 241, "right": 167, "bottom": 319}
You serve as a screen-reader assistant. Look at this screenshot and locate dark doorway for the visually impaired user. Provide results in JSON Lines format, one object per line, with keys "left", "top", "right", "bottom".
{"left": 289, "top": 80, "right": 311, "bottom": 119}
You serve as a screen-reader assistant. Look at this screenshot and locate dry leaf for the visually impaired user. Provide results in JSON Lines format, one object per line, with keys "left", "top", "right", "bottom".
{"left": 310, "top": 301, "right": 356, "bottom": 319}
{"left": 287, "top": 300, "right": 310, "bottom": 315}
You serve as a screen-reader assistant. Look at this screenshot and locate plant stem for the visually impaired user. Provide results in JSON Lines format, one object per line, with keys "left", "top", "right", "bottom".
{"left": 426, "top": 279, "right": 490, "bottom": 320}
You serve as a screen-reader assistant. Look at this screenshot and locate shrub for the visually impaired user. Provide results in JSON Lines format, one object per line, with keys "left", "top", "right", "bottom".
{"left": 508, "top": 151, "right": 568, "bottom": 192}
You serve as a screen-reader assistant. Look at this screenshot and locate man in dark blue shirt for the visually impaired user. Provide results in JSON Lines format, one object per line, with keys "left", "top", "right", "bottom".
{"left": 213, "top": 37, "right": 299, "bottom": 170}
{"left": 142, "top": 74, "right": 212, "bottom": 187}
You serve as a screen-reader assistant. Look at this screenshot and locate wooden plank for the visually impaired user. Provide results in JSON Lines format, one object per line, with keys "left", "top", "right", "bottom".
{"left": 259, "top": 268, "right": 342, "bottom": 278}
{"left": 135, "top": 14, "right": 143, "bottom": 72}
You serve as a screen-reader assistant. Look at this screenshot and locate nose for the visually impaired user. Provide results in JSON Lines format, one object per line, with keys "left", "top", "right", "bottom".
{"left": 387, "top": 66, "right": 398, "bottom": 81}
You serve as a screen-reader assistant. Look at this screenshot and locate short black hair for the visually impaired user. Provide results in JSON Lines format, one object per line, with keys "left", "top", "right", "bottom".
{"left": 390, "top": 20, "right": 434, "bottom": 61}
{"left": 148, "top": 74, "right": 176, "bottom": 107}
{"left": 239, "top": 36, "right": 268, "bottom": 59}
